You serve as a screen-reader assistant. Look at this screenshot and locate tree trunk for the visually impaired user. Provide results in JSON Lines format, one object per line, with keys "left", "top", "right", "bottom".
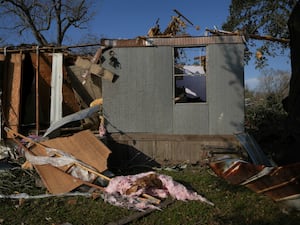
{"left": 280, "top": 0, "right": 300, "bottom": 164}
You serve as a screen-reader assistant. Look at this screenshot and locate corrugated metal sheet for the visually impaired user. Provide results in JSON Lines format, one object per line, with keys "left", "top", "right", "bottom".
{"left": 209, "top": 158, "right": 300, "bottom": 211}
{"left": 101, "top": 36, "right": 245, "bottom": 47}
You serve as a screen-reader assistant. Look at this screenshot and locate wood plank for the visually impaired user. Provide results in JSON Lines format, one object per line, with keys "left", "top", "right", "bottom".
{"left": 7, "top": 53, "right": 23, "bottom": 134}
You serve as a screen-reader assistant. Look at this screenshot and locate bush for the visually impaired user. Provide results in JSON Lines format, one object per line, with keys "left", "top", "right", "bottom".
{"left": 245, "top": 91, "right": 288, "bottom": 156}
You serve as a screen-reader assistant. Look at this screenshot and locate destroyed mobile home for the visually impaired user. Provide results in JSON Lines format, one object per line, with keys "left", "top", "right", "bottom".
{"left": 0, "top": 15, "right": 244, "bottom": 210}
{"left": 0, "top": 11, "right": 300, "bottom": 214}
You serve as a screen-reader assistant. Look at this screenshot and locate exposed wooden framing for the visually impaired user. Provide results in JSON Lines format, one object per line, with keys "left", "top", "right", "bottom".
{"left": 35, "top": 46, "right": 40, "bottom": 134}
{"left": 6, "top": 53, "right": 23, "bottom": 135}
{"left": 0, "top": 43, "right": 101, "bottom": 54}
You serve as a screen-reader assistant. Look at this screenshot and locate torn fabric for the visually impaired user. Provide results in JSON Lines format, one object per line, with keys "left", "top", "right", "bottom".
{"left": 24, "top": 150, "right": 75, "bottom": 168}
{"left": 24, "top": 147, "right": 97, "bottom": 182}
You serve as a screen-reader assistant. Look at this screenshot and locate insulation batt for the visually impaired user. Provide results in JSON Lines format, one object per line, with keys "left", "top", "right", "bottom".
{"left": 105, "top": 171, "right": 214, "bottom": 206}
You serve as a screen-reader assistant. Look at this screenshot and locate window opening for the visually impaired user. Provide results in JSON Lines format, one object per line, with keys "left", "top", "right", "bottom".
{"left": 174, "top": 46, "right": 206, "bottom": 103}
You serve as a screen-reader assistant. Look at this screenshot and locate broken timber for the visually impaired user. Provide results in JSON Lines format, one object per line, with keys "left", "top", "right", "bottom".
{"left": 206, "top": 28, "right": 290, "bottom": 44}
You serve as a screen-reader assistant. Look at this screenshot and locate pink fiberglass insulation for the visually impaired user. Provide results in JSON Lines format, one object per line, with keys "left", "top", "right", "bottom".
{"left": 105, "top": 171, "right": 214, "bottom": 207}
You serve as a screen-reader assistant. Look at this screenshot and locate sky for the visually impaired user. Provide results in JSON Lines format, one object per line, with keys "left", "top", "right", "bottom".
{"left": 84, "top": 0, "right": 291, "bottom": 90}
{"left": 1, "top": 0, "right": 292, "bottom": 90}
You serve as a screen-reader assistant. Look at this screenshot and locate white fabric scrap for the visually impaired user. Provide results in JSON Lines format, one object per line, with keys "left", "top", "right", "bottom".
{"left": 0, "top": 145, "right": 11, "bottom": 160}
{"left": 24, "top": 151, "right": 76, "bottom": 168}
{"left": 50, "top": 53, "right": 63, "bottom": 124}
{"left": 24, "top": 147, "right": 96, "bottom": 182}
{"left": 0, "top": 192, "right": 91, "bottom": 199}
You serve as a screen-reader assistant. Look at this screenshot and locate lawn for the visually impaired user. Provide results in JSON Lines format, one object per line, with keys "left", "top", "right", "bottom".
{"left": 1, "top": 164, "right": 300, "bottom": 225}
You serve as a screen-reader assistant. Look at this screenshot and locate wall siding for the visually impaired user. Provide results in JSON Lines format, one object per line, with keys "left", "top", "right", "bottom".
{"left": 102, "top": 40, "right": 245, "bottom": 135}
{"left": 102, "top": 47, "right": 173, "bottom": 133}
{"left": 207, "top": 43, "right": 245, "bottom": 134}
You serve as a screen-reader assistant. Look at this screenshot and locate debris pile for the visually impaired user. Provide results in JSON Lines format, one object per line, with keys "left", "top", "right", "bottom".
{"left": 1, "top": 126, "right": 214, "bottom": 211}
{"left": 209, "top": 133, "right": 300, "bottom": 212}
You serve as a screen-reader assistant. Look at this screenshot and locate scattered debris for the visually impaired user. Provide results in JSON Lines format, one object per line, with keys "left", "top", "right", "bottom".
{"left": 0, "top": 145, "right": 11, "bottom": 160}
{"left": 147, "top": 9, "right": 199, "bottom": 37}
{"left": 0, "top": 192, "right": 92, "bottom": 200}
{"left": 209, "top": 133, "right": 300, "bottom": 211}
{"left": 6, "top": 127, "right": 111, "bottom": 194}
{"left": 43, "top": 105, "right": 101, "bottom": 138}
{"left": 235, "top": 132, "right": 274, "bottom": 166}
{"left": 2, "top": 127, "right": 213, "bottom": 212}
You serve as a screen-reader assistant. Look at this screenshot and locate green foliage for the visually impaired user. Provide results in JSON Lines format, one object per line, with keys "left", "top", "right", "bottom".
{"left": 245, "top": 88, "right": 288, "bottom": 158}
{"left": 223, "top": 0, "right": 297, "bottom": 67}
{"left": 245, "top": 69, "right": 290, "bottom": 156}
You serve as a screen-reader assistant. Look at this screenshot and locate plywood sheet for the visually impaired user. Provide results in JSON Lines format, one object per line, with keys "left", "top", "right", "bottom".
{"left": 34, "top": 164, "right": 84, "bottom": 194}
{"left": 40, "top": 129, "right": 111, "bottom": 172}
{"left": 29, "top": 130, "right": 111, "bottom": 194}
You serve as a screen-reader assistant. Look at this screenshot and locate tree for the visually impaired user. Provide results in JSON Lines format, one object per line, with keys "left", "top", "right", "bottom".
{"left": 0, "top": 0, "right": 97, "bottom": 46}
{"left": 256, "top": 69, "right": 290, "bottom": 97}
{"left": 244, "top": 70, "right": 290, "bottom": 163}
{"left": 224, "top": 1, "right": 300, "bottom": 164}
{"left": 222, "top": 0, "right": 298, "bottom": 68}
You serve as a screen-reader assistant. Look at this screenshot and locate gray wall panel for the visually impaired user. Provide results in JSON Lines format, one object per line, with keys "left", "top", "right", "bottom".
{"left": 102, "top": 40, "right": 245, "bottom": 135}
{"left": 173, "top": 103, "right": 209, "bottom": 134}
{"left": 207, "top": 44, "right": 245, "bottom": 134}
{"left": 102, "top": 47, "right": 173, "bottom": 133}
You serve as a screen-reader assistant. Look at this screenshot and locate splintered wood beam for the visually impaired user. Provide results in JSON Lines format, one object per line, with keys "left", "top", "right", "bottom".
{"left": 173, "top": 9, "right": 194, "bottom": 26}
{"left": 206, "top": 28, "right": 290, "bottom": 44}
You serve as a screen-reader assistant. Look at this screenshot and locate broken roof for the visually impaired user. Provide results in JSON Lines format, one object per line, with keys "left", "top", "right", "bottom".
{"left": 100, "top": 35, "right": 245, "bottom": 48}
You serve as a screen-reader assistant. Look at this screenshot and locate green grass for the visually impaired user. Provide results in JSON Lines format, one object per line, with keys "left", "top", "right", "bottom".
{"left": 1, "top": 165, "right": 300, "bottom": 225}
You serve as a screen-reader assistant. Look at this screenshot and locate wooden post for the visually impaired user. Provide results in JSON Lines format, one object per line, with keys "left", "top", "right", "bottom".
{"left": 35, "top": 47, "right": 39, "bottom": 135}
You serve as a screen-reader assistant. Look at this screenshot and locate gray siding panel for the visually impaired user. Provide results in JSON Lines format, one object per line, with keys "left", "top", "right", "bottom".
{"left": 207, "top": 43, "right": 245, "bottom": 134}
{"left": 173, "top": 103, "right": 209, "bottom": 134}
{"left": 102, "top": 47, "right": 173, "bottom": 133}
{"left": 102, "top": 41, "right": 245, "bottom": 135}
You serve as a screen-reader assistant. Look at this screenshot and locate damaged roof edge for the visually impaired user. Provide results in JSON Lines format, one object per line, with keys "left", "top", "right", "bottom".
{"left": 100, "top": 35, "right": 245, "bottom": 48}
